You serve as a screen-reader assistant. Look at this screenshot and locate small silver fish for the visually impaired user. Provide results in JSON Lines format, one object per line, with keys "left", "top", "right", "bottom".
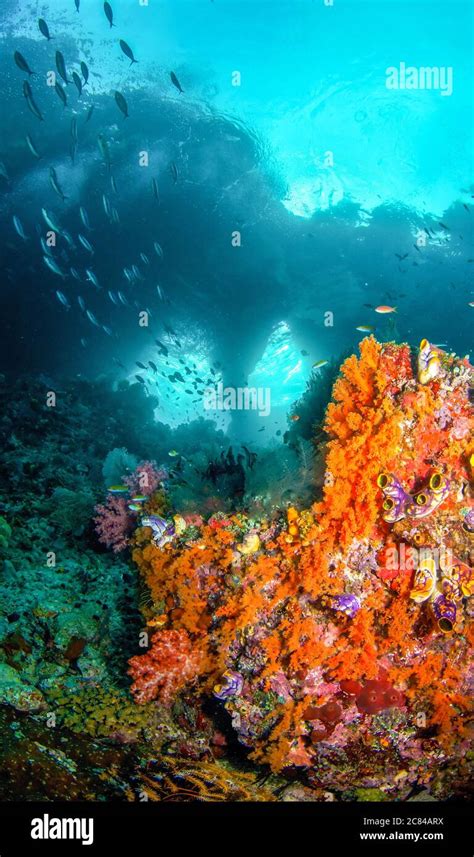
{"left": 78, "top": 295, "right": 86, "bottom": 311}
{"left": 42, "top": 208, "right": 61, "bottom": 233}
{"left": 102, "top": 194, "right": 111, "bottom": 218}
{"left": 49, "top": 167, "right": 67, "bottom": 201}
{"left": 13, "top": 215, "right": 28, "bottom": 240}
{"left": 78, "top": 233, "right": 94, "bottom": 254}
{"left": 61, "top": 230, "right": 75, "bottom": 249}
{"left": 41, "top": 237, "right": 53, "bottom": 256}
{"left": 44, "top": 256, "right": 65, "bottom": 277}
{"left": 86, "top": 309, "right": 100, "bottom": 326}
{"left": 79, "top": 206, "right": 91, "bottom": 230}
{"left": 56, "top": 290, "right": 70, "bottom": 309}
{"left": 169, "top": 162, "right": 178, "bottom": 184}
{"left": 85, "top": 269, "right": 100, "bottom": 289}
{"left": 26, "top": 134, "right": 41, "bottom": 159}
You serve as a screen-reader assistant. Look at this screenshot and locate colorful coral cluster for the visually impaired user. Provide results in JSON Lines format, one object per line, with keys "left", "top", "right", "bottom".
{"left": 126, "top": 338, "right": 473, "bottom": 791}
{"left": 94, "top": 461, "right": 168, "bottom": 552}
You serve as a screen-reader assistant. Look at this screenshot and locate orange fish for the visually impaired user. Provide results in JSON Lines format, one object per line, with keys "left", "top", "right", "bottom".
{"left": 290, "top": 414, "right": 300, "bottom": 422}
{"left": 375, "top": 305, "right": 397, "bottom": 314}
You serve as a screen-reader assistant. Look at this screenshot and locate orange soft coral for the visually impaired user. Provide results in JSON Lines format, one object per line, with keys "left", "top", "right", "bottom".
{"left": 128, "top": 338, "right": 473, "bottom": 788}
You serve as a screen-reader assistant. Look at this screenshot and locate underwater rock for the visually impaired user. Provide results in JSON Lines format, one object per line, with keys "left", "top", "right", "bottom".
{"left": 0, "top": 663, "right": 46, "bottom": 712}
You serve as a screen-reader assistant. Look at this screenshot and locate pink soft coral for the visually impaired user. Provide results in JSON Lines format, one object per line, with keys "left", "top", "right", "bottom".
{"left": 128, "top": 629, "right": 202, "bottom": 705}
{"left": 94, "top": 495, "right": 135, "bottom": 553}
{"left": 125, "top": 461, "right": 166, "bottom": 497}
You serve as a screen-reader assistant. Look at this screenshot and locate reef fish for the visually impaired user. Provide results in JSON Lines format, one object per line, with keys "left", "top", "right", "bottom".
{"left": 119, "top": 40, "right": 138, "bottom": 66}
{"left": 104, "top": 1, "right": 115, "bottom": 27}
{"left": 72, "top": 71, "right": 83, "bottom": 97}
{"left": 114, "top": 90, "right": 128, "bottom": 119}
{"left": 14, "top": 50, "right": 36, "bottom": 76}
{"left": 170, "top": 71, "right": 184, "bottom": 93}
{"left": 55, "top": 82, "right": 67, "bottom": 108}
{"left": 55, "top": 51, "right": 69, "bottom": 85}
{"left": 38, "top": 18, "right": 52, "bottom": 40}
{"left": 24, "top": 85, "right": 43, "bottom": 121}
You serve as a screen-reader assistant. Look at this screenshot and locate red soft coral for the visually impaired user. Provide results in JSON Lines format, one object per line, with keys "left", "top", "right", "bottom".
{"left": 128, "top": 629, "right": 202, "bottom": 705}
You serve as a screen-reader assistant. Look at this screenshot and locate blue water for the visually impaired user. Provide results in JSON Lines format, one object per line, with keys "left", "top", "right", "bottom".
{"left": 0, "top": 0, "right": 472, "bottom": 440}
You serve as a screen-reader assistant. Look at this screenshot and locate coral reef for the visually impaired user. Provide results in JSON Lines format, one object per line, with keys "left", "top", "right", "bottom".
{"left": 0, "top": 339, "right": 471, "bottom": 801}
{"left": 128, "top": 338, "right": 473, "bottom": 796}
{"left": 94, "top": 460, "right": 169, "bottom": 552}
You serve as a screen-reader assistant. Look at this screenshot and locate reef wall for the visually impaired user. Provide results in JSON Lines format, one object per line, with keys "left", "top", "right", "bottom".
{"left": 126, "top": 337, "right": 473, "bottom": 796}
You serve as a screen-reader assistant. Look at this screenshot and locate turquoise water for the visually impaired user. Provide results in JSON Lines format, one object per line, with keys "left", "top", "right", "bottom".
{"left": 0, "top": 0, "right": 472, "bottom": 437}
